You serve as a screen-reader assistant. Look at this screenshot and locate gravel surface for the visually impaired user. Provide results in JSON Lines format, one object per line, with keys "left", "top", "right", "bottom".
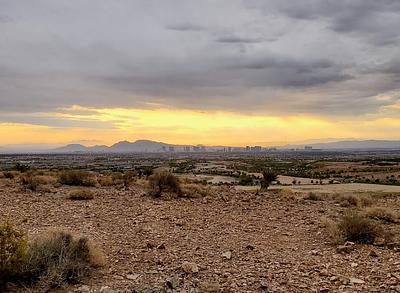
{"left": 1, "top": 179, "right": 400, "bottom": 292}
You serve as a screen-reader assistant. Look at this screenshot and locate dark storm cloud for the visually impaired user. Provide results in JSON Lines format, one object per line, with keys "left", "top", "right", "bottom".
{"left": 0, "top": 0, "right": 399, "bottom": 123}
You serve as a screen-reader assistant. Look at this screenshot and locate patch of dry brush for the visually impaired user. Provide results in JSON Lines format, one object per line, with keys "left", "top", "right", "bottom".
{"left": 0, "top": 223, "right": 104, "bottom": 291}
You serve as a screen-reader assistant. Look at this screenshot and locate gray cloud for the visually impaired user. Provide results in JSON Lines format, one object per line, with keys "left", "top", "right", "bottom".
{"left": 0, "top": 0, "right": 399, "bottom": 119}
{"left": 165, "top": 23, "right": 206, "bottom": 32}
{"left": 215, "top": 35, "right": 265, "bottom": 43}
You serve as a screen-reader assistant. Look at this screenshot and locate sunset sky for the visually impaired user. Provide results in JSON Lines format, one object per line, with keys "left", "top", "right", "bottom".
{"left": 1, "top": 0, "right": 400, "bottom": 147}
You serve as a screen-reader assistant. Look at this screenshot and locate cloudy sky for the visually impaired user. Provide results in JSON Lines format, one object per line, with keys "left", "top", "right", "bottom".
{"left": 1, "top": 0, "right": 400, "bottom": 146}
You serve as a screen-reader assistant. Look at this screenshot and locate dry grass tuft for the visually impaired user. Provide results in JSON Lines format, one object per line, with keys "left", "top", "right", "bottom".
{"left": 181, "top": 183, "right": 211, "bottom": 198}
{"left": 320, "top": 217, "right": 344, "bottom": 244}
{"left": 365, "top": 207, "right": 398, "bottom": 223}
{"left": 333, "top": 193, "right": 374, "bottom": 208}
{"left": 68, "top": 189, "right": 95, "bottom": 200}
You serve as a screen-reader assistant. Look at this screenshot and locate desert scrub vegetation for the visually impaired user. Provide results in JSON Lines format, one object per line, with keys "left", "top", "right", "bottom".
{"left": 148, "top": 172, "right": 182, "bottom": 197}
{"left": 260, "top": 170, "right": 277, "bottom": 190}
{"left": 0, "top": 223, "right": 104, "bottom": 291}
{"left": 305, "top": 192, "right": 323, "bottom": 201}
{"left": 58, "top": 170, "right": 97, "bottom": 187}
{"left": 333, "top": 193, "right": 373, "bottom": 207}
{"left": 0, "top": 222, "right": 27, "bottom": 290}
{"left": 323, "top": 212, "right": 383, "bottom": 244}
{"left": 68, "top": 189, "right": 95, "bottom": 200}
{"left": 23, "top": 230, "right": 105, "bottom": 289}
{"left": 180, "top": 183, "right": 211, "bottom": 198}
{"left": 364, "top": 207, "right": 398, "bottom": 223}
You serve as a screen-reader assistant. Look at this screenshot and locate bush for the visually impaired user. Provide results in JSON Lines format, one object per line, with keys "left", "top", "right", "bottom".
{"left": 260, "top": 170, "right": 277, "bottom": 190}
{"left": 334, "top": 194, "right": 374, "bottom": 207}
{"left": 13, "top": 163, "right": 30, "bottom": 173}
{"left": 68, "top": 189, "right": 94, "bottom": 200}
{"left": 122, "top": 171, "right": 137, "bottom": 188}
{"left": 181, "top": 183, "right": 210, "bottom": 198}
{"left": 305, "top": 192, "right": 322, "bottom": 201}
{"left": 3, "top": 172, "right": 15, "bottom": 179}
{"left": 58, "top": 170, "right": 96, "bottom": 187}
{"left": 0, "top": 222, "right": 28, "bottom": 289}
{"left": 21, "top": 173, "right": 41, "bottom": 191}
{"left": 337, "top": 212, "right": 380, "bottom": 244}
{"left": 148, "top": 172, "right": 181, "bottom": 197}
{"left": 365, "top": 207, "right": 398, "bottom": 223}
{"left": 23, "top": 230, "right": 105, "bottom": 289}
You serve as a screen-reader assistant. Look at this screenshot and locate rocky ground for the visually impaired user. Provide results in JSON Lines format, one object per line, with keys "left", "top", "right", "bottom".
{"left": 1, "top": 178, "right": 400, "bottom": 292}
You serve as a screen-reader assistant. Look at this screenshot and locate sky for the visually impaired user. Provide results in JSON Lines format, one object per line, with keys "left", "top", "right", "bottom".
{"left": 0, "top": 0, "right": 400, "bottom": 146}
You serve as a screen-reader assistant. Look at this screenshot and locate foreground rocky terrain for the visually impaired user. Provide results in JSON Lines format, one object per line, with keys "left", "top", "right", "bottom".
{"left": 1, "top": 177, "right": 400, "bottom": 292}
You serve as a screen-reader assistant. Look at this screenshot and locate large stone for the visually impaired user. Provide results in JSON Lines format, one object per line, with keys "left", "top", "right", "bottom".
{"left": 349, "top": 277, "right": 365, "bottom": 284}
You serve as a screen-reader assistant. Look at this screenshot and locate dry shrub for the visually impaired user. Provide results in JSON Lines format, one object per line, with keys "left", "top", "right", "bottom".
{"left": 0, "top": 172, "right": 4, "bottom": 179}
{"left": 365, "top": 207, "right": 398, "bottom": 223}
{"left": 3, "top": 171, "right": 15, "bottom": 179}
{"left": 275, "top": 188, "right": 298, "bottom": 200}
{"left": 58, "top": 170, "right": 97, "bottom": 187}
{"left": 321, "top": 217, "right": 343, "bottom": 244}
{"left": 0, "top": 222, "right": 28, "bottom": 289}
{"left": 305, "top": 192, "right": 323, "bottom": 201}
{"left": 68, "top": 189, "right": 94, "bottom": 200}
{"left": 337, "top": 212, "right": 380, "bottom": 244}
{"left": 20, "top": 173, "right": 41, "bottom": 191}
{"left": 24, "top": 230, "right": 105, "bottom": 289}
{"left": 97, "top": 175, "right": 116, "bottom": 187}
{"left": 334, "top": 194, "right": 359, "bottom": 207}
{"left": 148, "top": 172, "right": 182, "bottom": 197}
{"left": 122, "top": 171, "right": 137, "bottom": 188}
{"left": 181, "top": 183, "right": 211, "bottom": 198}
{"left": 333, "top": 193, "right": 374, "bottom": 208}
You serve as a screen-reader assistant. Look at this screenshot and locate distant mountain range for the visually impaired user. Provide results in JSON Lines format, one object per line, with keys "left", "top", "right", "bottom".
{"left": 0, "top": 139, "right": 400, "bottom": 154}
{"left": 282, "top": 140, "right": 400, "bottom": 150}
{"left": 53, "top": 140, "right": 176, "bottom": 153}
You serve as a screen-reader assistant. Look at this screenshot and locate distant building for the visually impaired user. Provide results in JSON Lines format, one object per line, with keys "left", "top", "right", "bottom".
{"left": 168, "top": 146, "right": 175, "bottom": 152}
{"left": 246, "top": 146, "right": 250, "bottom": 152}
{"left": 184, "top": 146, "right": 191, "bottom": 152}
{"left": 251, "top": 146, "right": 262, "bottom": 152}
{"left": 305, "top": 146, "right": 313, "bottom": 150}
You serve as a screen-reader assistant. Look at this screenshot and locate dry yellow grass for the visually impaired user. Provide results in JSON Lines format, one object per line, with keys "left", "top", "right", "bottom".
{"left": 365, "top": 207, "right": 398, "bottom": 223}
{"left": 181, "top": 183, "right": 211, "bottom": 198}
{"left": 68, "top": 189, "right": 95, "bottom": 200}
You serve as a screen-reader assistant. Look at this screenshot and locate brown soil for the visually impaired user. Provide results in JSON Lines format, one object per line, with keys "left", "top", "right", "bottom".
{"left": 1, "top": 178, "right": 400, "bottom": 292}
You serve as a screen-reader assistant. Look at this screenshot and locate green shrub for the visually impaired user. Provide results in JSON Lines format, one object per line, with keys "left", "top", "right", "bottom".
{"left": 148, "top": 172, "right": 181, "bottom": 197}
{"left": 58, "top": 170, "right": 96, "bottom": 187}
{"left": 0, "top": 222, "right": 28, "bottom": 289}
